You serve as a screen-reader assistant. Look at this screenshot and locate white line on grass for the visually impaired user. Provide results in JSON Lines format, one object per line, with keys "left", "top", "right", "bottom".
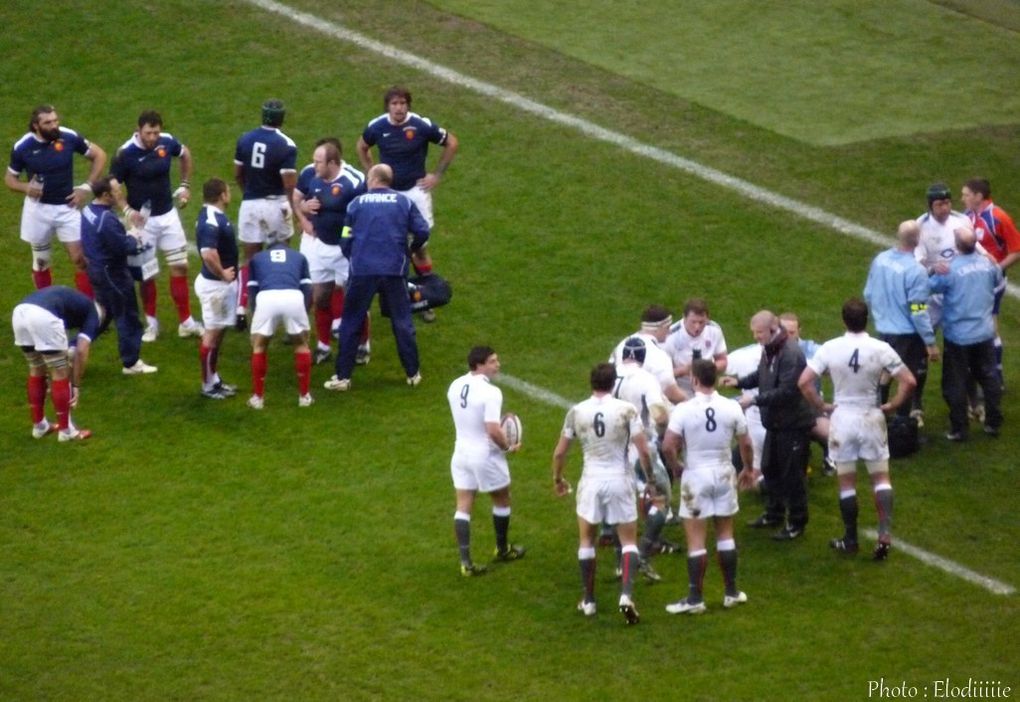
{"left": 243, "top": 0, "right": 1020, "bottom": 300}
{"left": 248, "top": 0, "right": 1018, "bottom": 596}
{"left": 862, "top": 529, "right": 1015, "bottom": 596}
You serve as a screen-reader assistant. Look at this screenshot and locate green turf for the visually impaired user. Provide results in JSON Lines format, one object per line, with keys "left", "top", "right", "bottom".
{"left": 429, "top": 0, "right": 1020, "bottom": 145}
{"left": 0, "top": 1, "right": 1017, "bottom": 700}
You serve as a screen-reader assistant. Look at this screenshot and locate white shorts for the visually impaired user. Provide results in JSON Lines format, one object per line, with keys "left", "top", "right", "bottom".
{"left": 195, "top": 275, "right": 238, "bottom": 330}
{"left": 300, "top": 234, "right": 349, "bottom": 285}
{"left": 576, "top": 475, "right": 638, "bottom": 526}
{"left": 746, "top": 405, "right": 766, "bottom": 470}
{"left": 828, "top": 406, "right": 889, "bottom": 463}
{"left": 12, "top": 304, "right": 68, "bottom": 351}
{"left": 678, "top": 464, "right": 739, "bottom": 519}
{"left": 251, "top": 289, "right": 309, "bottom": 337}
{"left": 238, "top": 197, "right": 293, "bottom": 244}
{"left": 398, "top": 185, "right": 434, "bottom": 228}
{"left": 450, "top": 447, "right": 511, "bottom": 493}
{"left": 143, "top": 209, "right": 188, "bottom": 253}
{"left": 20, "top": 198, "right": 80, "bottom": 245}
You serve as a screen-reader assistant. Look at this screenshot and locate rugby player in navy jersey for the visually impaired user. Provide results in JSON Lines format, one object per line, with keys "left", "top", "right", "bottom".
{"left": 5, "top": 105, "right": 107, "bottom": 294}
{"left": 324, "top": 164, "right": 430, "bottom": 392}
{"left": 110, "top": 110, "right": 202, "bottom": 342}
{"left": 194, "top": 179, "right": 240, "bottom": 400}
{"left": 292, "top": 139, "right": 371, "bottom": 365}
{"left": 12, "top": 286, "right": 106, "bottom": 441}
{"left": 246, "top": 233, "right": 313, "bottom": 409}
{"left": 233, "top": 100, "right": 298, "bottom": 324}
{"left": 356, "top": 86, "right": 457, "bottom": 321}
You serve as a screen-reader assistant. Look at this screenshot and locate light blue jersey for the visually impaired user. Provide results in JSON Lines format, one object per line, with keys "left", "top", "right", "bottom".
{"left": 929, "top": 252, "right": 1002, "bottom": 345}
{"left": 863, "top": 248, "right": 935, "bottom": 344}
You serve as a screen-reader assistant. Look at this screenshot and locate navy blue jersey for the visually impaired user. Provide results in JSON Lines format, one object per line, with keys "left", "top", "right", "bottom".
{"left": 81, "top": 204, "right": 143, "bottom": 267}
{"left": 20, "top": 285, "right": 103, "bottom": 342}
{"left": 233, "top": 126, "right": 297, "bottom": 199}
{"left": 342, "top": 188, "right": 430, "bottom": 277}
{"left": 248, "top": 244, "right": 311, "bottom": 293}
{"left": 196, "top": 204, "right": 239, "bottom": 281}
{"left": 110, "top": 133, "right": 184, "bottom": 215}
{"left": 305, "top": 163, "right": 366, "bottom": 245}
{"left": 295, "top": 162, "right": 315, "bottom": 194}
{"left": 8, "top": 127, "right": 92, "bottom": 204}
{"left": 361, "top": 112, "right": 448, "bottom": 191}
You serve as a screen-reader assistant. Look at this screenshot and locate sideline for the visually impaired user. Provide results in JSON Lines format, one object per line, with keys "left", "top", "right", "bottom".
{"left": 243, "top": 0, "right": 1019, "bottom": 301}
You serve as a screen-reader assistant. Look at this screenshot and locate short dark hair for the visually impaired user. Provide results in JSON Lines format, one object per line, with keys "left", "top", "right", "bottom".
{"left": 137, "top": 110, "right": 163, "bottom": 128}
{"left": 684, "top": 298, "right": 709, "bottom": 317}
{"left": 384, "top": 86, "right": 412, "bottom": 108}
{"left": 90, "top": 175, "right": 114, "bottom": 198}
{"left": 691, "top": 358, "right": 717, "bottom": 388}
{"left": 590, "top": 362, "right": 617, "bottom": 392}
{"left": 202, "top": 177, "right": 228, "bottom": 203}
{"left": 965, "top": 178, "right": 991, "bottom": 200}
{"left": 467, "top": 345, "right": 495, "bottom": 370}
{"left": 640, "top": 304, "right": 672, "bottom": 324}
{"left": 29, "top": 104, "right": 56, "bottom": 131}
{"left": 842, "top": 298, "right": 869, "bottom": 333}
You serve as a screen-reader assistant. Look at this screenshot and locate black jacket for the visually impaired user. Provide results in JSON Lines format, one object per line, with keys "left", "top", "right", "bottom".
{"left": 737, "top": 329, "right": 816, "bottom": 431}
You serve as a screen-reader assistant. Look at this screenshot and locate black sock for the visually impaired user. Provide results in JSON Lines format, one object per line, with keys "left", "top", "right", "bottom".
{"left": 454, "top": 517, "right": 471, "bottom": 565}
{"left": 718, "top": 548, "right": 738, "bottom": 597}
{"left": 839, "top": 493, "right": 859, "bottom": 544}
{"left": 687, "top": 551, "right": 707, "bottom": 603}
{"left": 874, "top": 487, "right": 894, "bottom": 541}
{"left": 640, "top": 508, "right": 666, "bottom": 556}
{"left": 493, "top": 511, "right": 510, "bottom": 553}
{"left": 579, "top": 556, "right": 596, "bottom": 602}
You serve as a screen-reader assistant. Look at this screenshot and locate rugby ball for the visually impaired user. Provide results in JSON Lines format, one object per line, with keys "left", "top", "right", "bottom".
{"left": 501, "top": 413, "right": 522, "bottom": 448}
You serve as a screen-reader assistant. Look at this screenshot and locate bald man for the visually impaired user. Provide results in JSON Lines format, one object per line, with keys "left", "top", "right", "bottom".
{"left": 930, "top": 225, "right": 1004, "bottom": 440}
{"left": 721, "top": 310, "right": 816, "bottom": 540}
{"left": 863, "top": 220, "right": 935, "bottom": 422}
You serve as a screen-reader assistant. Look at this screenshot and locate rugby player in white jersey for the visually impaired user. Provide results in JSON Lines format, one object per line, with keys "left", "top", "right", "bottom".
{"left": 798, "top": 298, "right": 916, "bottom": 561}
{"left": 724, "top": 342, "right": 766, "bottom": 482}
{"left": 663, "top": 297, "right": 729, "bottom": 397}
{"left": 446, "top": 346, "right": 524, "bottom": 577}
{"left": 661, "top": 359, "right": 754, "bottom": 615}
{"left": 613, "top": 337, "right": 675, "bottom": 580}
{"left": 553, "top": 363, "right": 653, "bottom": 625}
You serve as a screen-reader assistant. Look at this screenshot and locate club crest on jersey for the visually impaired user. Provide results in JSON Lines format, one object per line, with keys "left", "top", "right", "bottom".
{"left": 157, "top": 147, "right": 167, "bottom": 158}
{"left": 54, "top": 140, "right": 64, "bottom": 152}
{"left": 403, "top": 128, "right": 416, "bottom": 140}
{"left": 331, "top": 184, "right": 341, "bottom": 196}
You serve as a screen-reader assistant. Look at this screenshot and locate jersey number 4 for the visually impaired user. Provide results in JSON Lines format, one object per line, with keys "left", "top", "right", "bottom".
{"left": 848, "top": 348, "right": 860, "bottom": 373}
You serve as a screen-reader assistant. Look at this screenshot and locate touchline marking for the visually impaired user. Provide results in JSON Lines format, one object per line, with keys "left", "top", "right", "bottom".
{"left": 244, "top": 0, "right": 1020, "bottom": 300}
{"left": 862, "top": 529, "right": 1015, "bottom": 595}
{"left": 499, "top": 372, "right": 1014, "bottom": 596}
{"left": 252, "top": 0, "right": 1017, "bottom": 595}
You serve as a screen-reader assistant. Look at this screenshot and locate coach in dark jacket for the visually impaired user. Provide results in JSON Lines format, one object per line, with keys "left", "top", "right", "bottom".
{"left": 81, "top": 176, "right": 156, "bottom": 374}
{"left": 325, "top": 164, "right": 430, "bottom": 391}
{"left": 725, "top": 310, "right": 815, "bottom": 540}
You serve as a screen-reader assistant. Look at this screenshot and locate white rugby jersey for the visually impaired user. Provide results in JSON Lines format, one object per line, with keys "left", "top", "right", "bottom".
{"left": 667, "top": 391, "right": 747, "bottom": 471}
{"left": 807, "top": 332, "right": 904, "bottom": 409}
{"left": 613, "top": 362, "right": 668, "bottom": 440}
{"left": 610, "top": 333, "right": 676, "bottom": 395}
{"left": 562, "top": 394, "right": 643, "bottom": 480}
{"left": 915, "top": 210, "right": 971, "bottom": 270}
{"left": 664, "top": 320, "right": 728, "bottom": 394}
{"left": 447, "top": 372, "right": 503, "bottom": 452}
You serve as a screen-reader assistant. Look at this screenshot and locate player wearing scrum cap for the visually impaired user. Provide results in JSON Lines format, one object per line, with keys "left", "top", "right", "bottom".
{"left": 446, "top": 346, "right": 525, "bottom": 576}
{"left": 233, "top": 99, "right": 298, "bottom": 326}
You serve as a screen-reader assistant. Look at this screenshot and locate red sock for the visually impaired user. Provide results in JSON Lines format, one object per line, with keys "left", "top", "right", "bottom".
{"left": 359, "top": 312, "right": 371, "bottom": 345}
{"left": 199, "top": 344, "right": 212, "bottom": 386}
{"left": 74, "top": 270, "right": 94, "bottom": 298}
{"left": 33, "top": 268, "right": 53, "bottom": 289}
{"left": 295, "top": 350, "right": 311, "bottom": 395}
{"left": 28, "top": 375, "right": 47, "bottom": 424}
{"left": 169, "top": 274, "right": 192, "bottom": 322}
{"left": 141, "top": 278, "right": 157, "bottom": 318}
{"left": 330, "top": 287, "right": 345, "bottom": 320}
{"left": 315, "top": 308, "right": 332, "bottom": 347}
{"left": 251, "top": 351, "right": 267, "bottom": 397}
{"left": 52, "top": 378, "right": 71, "bottom": 430}
{"left": 238, "top": 265, "right": 250, "bottom": 308}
